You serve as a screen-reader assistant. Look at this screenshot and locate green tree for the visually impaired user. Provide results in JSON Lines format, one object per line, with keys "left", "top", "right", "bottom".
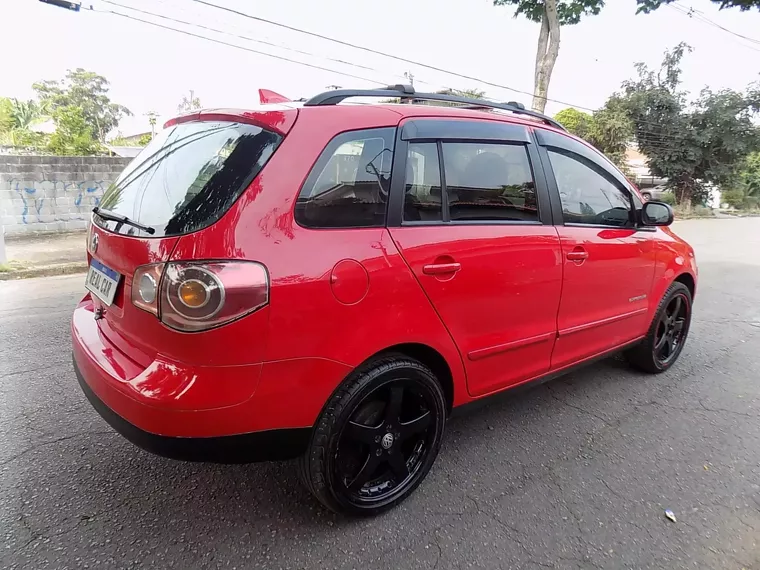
{"left": 636, "top": 0, "right": 760, "bottom": 13}
{"left": 0, "top": 97, "right": 14, "bottom": 135}
{"left": 618, "top": 44, "right": 760, "bottom": 205}
{"left": 450, "top": 88, "right": 486, "bottom": 99}
{"left": 589, "top": 95, "right": 634, "bottom": 169}
{"left": 48, "top": 106, "right": 100, "bottom": 156}
{"left": 742, "top": 152, "right": 760, "bottom": 196}
{"left": 177, "top": 90, "right": 201, "bottom": 113}
{"left": 34, "top": 69, "right": 131, "bottom": 142}
{"left": 728, "top": 151, "right": 760, "bottom": 208}
{"left": 554, "top": 100, "right": 632, "bottom": 169}
{"left": 493, "top": 0, "right": 605, "bottom": 113}
{"left": 0, "top": 98, "right": 48, "bottom": 148}
{"left": 554, "top": 107, "right": 594, "bottom": 138}
{"left": 138, "top": 133, "right": 153, "bottom": 146}
{"left": 381, "top": 87, "right": 485, "bottom": 105}
{"left": 10, "top": 98, "right": 47, "bottom": 129}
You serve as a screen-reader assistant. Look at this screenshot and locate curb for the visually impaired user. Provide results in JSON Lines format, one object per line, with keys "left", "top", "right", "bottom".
{"left": 0, "top": 262, "right": 88, "bottom": 281}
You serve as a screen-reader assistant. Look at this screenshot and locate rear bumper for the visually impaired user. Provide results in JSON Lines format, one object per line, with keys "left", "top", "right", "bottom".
{"left": 71, "top": 297, "right": 313, "bottom": 463}
{"left": 74, "top": 356, "right": 309, "bottom": 463}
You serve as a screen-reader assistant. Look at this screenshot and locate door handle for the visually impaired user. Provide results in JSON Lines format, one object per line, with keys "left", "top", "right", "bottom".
{"left": 566, "top": 249, "right": 589, "bottom": 261}
{"left": 423, "top": 262, "right": 461, "bottom": 275}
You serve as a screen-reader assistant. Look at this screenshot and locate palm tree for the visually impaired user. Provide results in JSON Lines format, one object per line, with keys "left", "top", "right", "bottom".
{"left": 0, "top": 99, "right": 49, "bottom": 148}
{"left": 11, "top": 99, "right": 46, "bottom": 129}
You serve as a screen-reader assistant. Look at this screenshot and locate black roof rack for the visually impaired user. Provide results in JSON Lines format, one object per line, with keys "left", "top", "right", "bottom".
{"left": 303, "top": 85, "right": 566, "bottom": 131}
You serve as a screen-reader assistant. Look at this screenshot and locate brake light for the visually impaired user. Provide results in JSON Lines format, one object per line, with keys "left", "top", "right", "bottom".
{"left": 131, "top": 261, "right": 269, "bottom": 332}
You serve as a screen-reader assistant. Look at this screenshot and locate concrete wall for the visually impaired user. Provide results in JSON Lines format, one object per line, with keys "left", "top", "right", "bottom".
{"left": 0, "top": 156, "right": 132, "bottom": 235}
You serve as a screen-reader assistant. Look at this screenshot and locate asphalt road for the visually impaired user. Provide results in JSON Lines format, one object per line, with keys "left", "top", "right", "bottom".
{"left": 2, "top": 218, "right": 759, "bottom": 570}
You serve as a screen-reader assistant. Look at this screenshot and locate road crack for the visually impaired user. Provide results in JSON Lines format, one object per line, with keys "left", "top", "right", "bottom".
{"left": 0, "top": 430, "right": 113, "bottom": 466}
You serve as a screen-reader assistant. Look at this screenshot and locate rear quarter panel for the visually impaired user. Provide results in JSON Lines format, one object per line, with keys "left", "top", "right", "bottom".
{"left": 169, "top": 106, "right": 467, "bottom": 429}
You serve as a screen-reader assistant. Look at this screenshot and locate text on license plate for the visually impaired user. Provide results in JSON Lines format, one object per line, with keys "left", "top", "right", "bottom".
{"left": 86, "top": 259, "right": 121, "bottom": 306}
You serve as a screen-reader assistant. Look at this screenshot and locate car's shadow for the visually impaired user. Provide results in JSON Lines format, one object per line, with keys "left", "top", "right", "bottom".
{"left": 12, "top": 354, "right": 659, "bottom": 567}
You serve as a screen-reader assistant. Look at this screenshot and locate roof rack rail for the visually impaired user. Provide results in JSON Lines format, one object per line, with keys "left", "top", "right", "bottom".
{"left": 303, "top": 85, "right": 566, "bottom": 131}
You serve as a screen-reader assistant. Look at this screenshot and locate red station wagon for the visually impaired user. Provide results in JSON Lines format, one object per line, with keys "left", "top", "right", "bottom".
{"left": 72, "top": 86, "right": 697, "bottom": 516}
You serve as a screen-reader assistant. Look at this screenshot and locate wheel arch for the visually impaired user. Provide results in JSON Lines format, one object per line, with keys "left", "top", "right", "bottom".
{"left": 674, "top": 271, "right": 696, "bottom": 300}
{"left": 348, "top": 343, "right": 457, "bottom": 415}
{"left": 649, "top": 271, "right": 696, "bottom": 320}
{"left": 378, "top": 343, "right": 455, "bottom": 413}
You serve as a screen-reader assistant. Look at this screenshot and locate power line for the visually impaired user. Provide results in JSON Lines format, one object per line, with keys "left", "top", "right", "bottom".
{"left": 186, "top": 0, "right": 546, "bottom": 102}
{"left": 93, "top": 8, "right": 392, "bottom": 86}
{"left": 98, "top": 7, "right": 688, "bottom": 136}
{"left": 98, "top": 0, "right": 435, "bottom": 86}
{"left": 667, "top": 3, "right": 760, "bottom": 51}
{"left": 96, "top": 0, "right": 694, "bottom": 135}
{"left": 675, "top": 1, "right": 760, "bottom": 45}
{"left": 91, "top": 2, "right": 719, "bottom": 138}
{"left": 184, "top": 0, "right": 715, "bottom": 133}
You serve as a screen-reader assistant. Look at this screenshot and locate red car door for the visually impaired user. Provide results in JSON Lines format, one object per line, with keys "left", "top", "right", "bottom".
{"left": 388, "top": 119, "right": 563, "bottom": 397}
{"left": 535, "top": 129, "right": 656, "bottom": 369}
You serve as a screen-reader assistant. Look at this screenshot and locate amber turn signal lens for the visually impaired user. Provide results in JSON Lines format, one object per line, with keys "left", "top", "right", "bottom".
{"left": 177, "top": 279, "right": 210, "bottom": 309}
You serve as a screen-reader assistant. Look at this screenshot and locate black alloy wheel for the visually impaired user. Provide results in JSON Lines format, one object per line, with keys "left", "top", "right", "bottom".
{"left": 626, "top": 281, "right": 692, "bottom": 373}
{"left": 653, "top": 293, "right": 689, "bottom": 367}
{"left": 299, "top": 357, "right": 447, "bottom": 516}
{"left": 338, "top": 380, "right": 434, "bottom": 503}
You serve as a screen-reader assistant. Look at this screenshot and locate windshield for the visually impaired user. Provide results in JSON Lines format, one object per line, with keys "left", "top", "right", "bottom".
{"left": 96, "top": 121, "right": 282, "bottom": 237}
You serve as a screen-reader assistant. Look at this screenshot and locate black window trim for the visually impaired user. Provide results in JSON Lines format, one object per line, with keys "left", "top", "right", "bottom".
{"left": 436, "top": 140, "right": 451, "bottom": 223}
{"left": 536, "top": 128, "right": 656, "bottom": 232}
{"left": 387, "top": 119, "right": 553, "bottom": 228}
{"left": 542, "top": 145, "right": 636, "bottom": 229}
{"left": 401, "top": 118, "right": 532, "bottom": 143}
{"left": 534, "top": 127, "right": 655, "bottom": 231}
{"left": 534, "top": 128, "right": 631, "bottom": 188}
{"left": 294, "top": 126, "right": 396, "bottom": 230}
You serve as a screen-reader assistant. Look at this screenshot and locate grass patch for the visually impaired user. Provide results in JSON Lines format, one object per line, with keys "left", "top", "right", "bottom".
{"left": 0, "top": 260, "right": 28, "bottom": 272}
{"left": 673, "top": 205, "right": 715, "bottom": 219}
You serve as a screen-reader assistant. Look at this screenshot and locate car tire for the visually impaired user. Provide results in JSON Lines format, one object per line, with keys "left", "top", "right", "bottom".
{"left": 641, "top": 192, "right": 651, "bottom": 202}
{"left": 298, "top": 356, "right": 447, "bottom": 516}
{"left": 625, "top": 282, "right": 692, "bottom": 374}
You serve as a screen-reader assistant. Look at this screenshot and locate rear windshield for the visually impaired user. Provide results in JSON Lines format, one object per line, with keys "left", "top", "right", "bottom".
{"left": 96, "top": 121, "right": 282, "bottom": 237}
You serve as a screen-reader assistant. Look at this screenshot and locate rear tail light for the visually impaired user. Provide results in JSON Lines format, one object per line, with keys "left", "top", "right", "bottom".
{"left": 132, "top": 264, "right": 164, "bottom": 316}
{"left": 131, "top": 261, "right": 269, "bottom": 332}
{"left": 87, "top": 220, "right": 95, "bottom": 255}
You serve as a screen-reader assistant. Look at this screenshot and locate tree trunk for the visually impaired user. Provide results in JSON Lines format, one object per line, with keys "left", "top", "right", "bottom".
{"left": 532, "top": 0, "right": 560, "bottom": 114}
{"left": 534, "top": 12, "right": 549, "bottom": 96}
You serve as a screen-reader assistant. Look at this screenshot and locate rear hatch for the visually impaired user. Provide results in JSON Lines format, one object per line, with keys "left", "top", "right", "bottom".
{"left": 86, "top": 109, "right": 296, "bottom": 366}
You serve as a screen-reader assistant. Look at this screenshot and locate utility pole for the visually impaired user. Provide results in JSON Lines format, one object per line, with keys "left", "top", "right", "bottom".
{"left": 404, "top": 71, "right": 415, "bottom": 87}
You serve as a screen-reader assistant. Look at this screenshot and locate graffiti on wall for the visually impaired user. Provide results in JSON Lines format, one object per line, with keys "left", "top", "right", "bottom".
{"left": 7, "top": 178, "right": 108, "bottom": 224}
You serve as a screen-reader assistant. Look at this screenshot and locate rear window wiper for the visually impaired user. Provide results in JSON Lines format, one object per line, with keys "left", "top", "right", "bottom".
{"left": 92, "top": 207, "right": 156, "bottom": 235}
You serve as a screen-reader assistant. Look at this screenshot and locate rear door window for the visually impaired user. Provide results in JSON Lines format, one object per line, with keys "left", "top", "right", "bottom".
{"left": 442, "top": 142, "right": 538, "bottom": 222}
{"left": 403, "top": 143, "right": 443, "bottom": 222}
{"left": 96, "top": 121, "right": 282, "bottom": 237}
{"left": 400, "top": 138, "right": 539, "bottom": 225}
{"left": 295, "top": 128, "right": 395, "bottom": 228}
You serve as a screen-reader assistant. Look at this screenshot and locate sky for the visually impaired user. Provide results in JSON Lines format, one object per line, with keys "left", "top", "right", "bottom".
{"left": 2, "top": 0, "right": 759, "bottom": 137}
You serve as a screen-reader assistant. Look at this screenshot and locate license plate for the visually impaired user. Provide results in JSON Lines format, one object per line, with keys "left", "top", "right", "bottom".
{"left": 85, "top": 259, "right": 121, "bottom": 306}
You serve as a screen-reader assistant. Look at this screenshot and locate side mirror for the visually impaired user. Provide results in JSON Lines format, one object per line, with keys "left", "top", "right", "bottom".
{"left": 641, "top": 201, "right": 674, "bottom": 227}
